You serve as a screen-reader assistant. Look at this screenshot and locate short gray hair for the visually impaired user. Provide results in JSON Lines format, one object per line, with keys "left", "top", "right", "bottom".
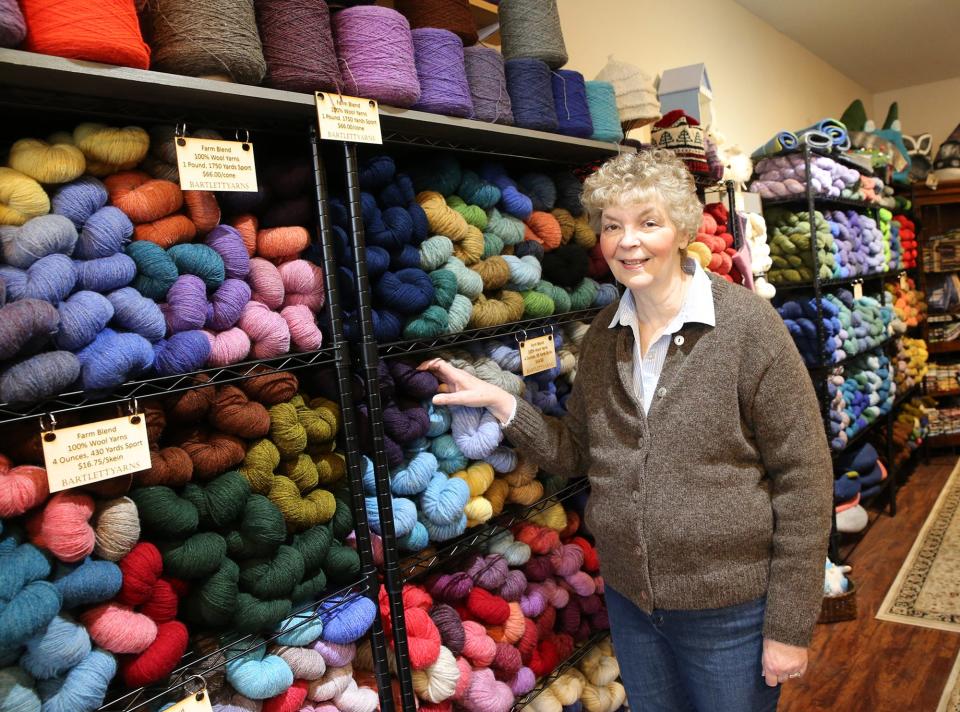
{"left": 581, "top": 149, "right": 702, "bottom": 244}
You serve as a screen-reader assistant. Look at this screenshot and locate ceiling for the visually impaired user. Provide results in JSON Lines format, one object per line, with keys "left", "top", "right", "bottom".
{"left": 733, "top": 0, "right": 960, "bottom": 92}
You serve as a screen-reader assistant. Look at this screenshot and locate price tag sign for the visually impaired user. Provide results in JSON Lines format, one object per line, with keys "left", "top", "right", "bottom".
{"left": 164, "top": 689, "right": 212, "bottom": 712}
{"left": 42, "top": 414, "right": 152, "bottom": 493}
{"left": 175, "top": 137, "right": 258, "bottom": 192}
{"left": 853, "top": 281, "right": 864, "bottom": 300}
{"left": 315, "top": 92, "right": 383, "bottom": 145}
{"left": 900, "top": 272, "right": 910, "bottom": 290}
{"left": 519, "top": 334, "right": 558, "bottom": 377}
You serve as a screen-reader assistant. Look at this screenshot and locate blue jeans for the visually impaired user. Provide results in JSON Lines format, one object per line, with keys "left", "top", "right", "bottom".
{"left": 605, "top": 586, "right": 780, "bottom": 712}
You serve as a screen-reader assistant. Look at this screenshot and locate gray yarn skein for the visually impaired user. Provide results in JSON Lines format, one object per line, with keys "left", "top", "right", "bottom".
{"left": 498, "top": 0, "right": 568, "bottom": 69}
{"left": 142, "top": 0, "right": 267, "bottom": 85}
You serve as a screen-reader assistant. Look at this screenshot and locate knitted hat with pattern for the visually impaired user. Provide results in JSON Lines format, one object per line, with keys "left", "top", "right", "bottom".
{"left": 593, "top": 55, "right": 660, "bottom": 126}
{"left": 651, "top": 110, "right": 709, "bottom": 175}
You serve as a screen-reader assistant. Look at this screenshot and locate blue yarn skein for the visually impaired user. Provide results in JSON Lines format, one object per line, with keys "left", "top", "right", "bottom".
{"left": 459, "top": 171, "right": 501, "bottom": 209}
{"left": 0, "top": 215, "right": 78, "bottom": 268}
{"left": 76, "top": 328, "right": 154, "bottom": 391}
{"left": 365, "top": 246, "right": 391, "bottom": 280}
{"left": 390, "top": 244, "right": 422, "bottom": 272}
{"left": 398, "top": 521, "right": 430, "bottom": 551}
{"left": 391, "top": 452, "right": 439, "bottom": 496}
{"left": 375, "top": 269, "right": 435, "bottom": 315}
{"left": 551, "top": 70, "right": 594, "bottom": 139}
{"left": 478, "top": 164, "right": 533, "bottom": 220}
{"left": 0, "top": 666, "right": 40, "bottom": 712}
{"left": 167, "top": 244, "right": 226, "bottom": 290}
{"left": 273, "top": 611, "right": 323, "bottom": 647}
{"left": 0, "top": 254, "right": 77, "bottom": 305}
{"left": 517, "top": 173, "right": 557, "bottom": 212}
{"left": 430, "top": 433, "right": 467, "bottom": 475}
{"left": 359, "top": 155, "right": 396, "bottom": 191}
{"left": 0, "top": 540, "right": 61, "bottom": 662}
{"left": 450, "top": 406, "right": 503, "bottom": 459}
{"left": 54, "top": 291, "right": 114, "bottom": 351}
{"left": 365, "top": 495, "right": 417, "bottom": 538}
{"left": 0, "top": 299, "right": 59, "bottom": 361}
{"left": 36, "top": 648, "right": 117, "bottom": 712}
{"left": 317, "top": 594, "right": 376, "bottom": 645}
{"left": 75, "top": 253, "right": 137, "bottom": 293}
{"left": 52, "top": 177, "right": 108, "bottom": 230}
{"left": 504, "top": 58, "right": 559, "bottom": 133}
{"left": 52, "top": 558, "right": 123, "bottom": 609}
{"left": 153, "top": 331, "right": 211, "bottom": 376}
{"left": 224, "top": 638, "right": 294, "bottom": 700}
{"left": 126, "top": 241, "right": 178, "bottom": 300}
{"left": 0, "top": 351, "right": 81, "bottom": 405}
{"left": 379, "top": 173, "right": 415, "bottom": 208}
{"left": 420, "top": 472, "right": 470, "bottom": 526}
{"left": 420, "top": 510, "right": 467, "bottom": 542}
{"left": 107, "top": 288, "right": 166, "bottom": 342}
{"left": 426, "top": 403, "right": 451, "bottom": 437}
{"left": 485, "top": 446, "right": 518, "bottom": 474}
{"left": 502, "top": 255, "right": 542, "bottom": 291}
{"left": 20, "top": 615, "right": 91, "bottom": 680}
{"left": 74, "top": 207, "right": 133, "bottom": 260}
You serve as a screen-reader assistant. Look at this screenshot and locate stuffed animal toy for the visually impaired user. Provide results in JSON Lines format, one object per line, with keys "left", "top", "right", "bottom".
{"left": 904, "top": 133, "right": 934, "bottom": 182}
{"left": 840, "top": 99, "right": 910, "bottom": 180}
{"left": 824, "top": 558, "right": 852, "bottom": 596}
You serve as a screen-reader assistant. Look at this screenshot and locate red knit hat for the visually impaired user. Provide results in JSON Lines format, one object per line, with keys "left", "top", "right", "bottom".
{"left": 651, "top": 109, "right": 709, "bottom": 175}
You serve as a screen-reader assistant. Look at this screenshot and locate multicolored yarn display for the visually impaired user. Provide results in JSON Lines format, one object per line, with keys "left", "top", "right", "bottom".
{"left": 685, "top": 203, "right": 747, "bottom": 285}
{"left": 892, "top": 337, "right": 928, "bottom": 392}
{"left": 331, "top": 155, "right": 611, "bottom": 344}
{"left": 885, "top": 277, "right": 927, "bottom": 332}
{"left": 827, "top": 353, "right": 896, "bottom": 452}
{"left": 763, "top": 208, "right": 836, "bottom": 284}
{"left": 525, "top": 638, "right": 625, "bottom": 712}
{"left": 892, "top": 215, "right": 918, "bottom": 269}
{"left": 357, "top": 503, "right": 608, "bottom": 712}
{"left": 825, "top": 210, "right": 886, "bottom": 278}
{"left": 0, "top": 124, "right": 329, "bottom": 406}
{"left": 891, "top": 397, "right": 930, "bottom": 470}
{"left": 0, "top": 369, "right": 378, "bottom": 712}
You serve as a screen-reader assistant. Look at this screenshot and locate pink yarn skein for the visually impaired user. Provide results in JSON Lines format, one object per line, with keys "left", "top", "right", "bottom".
{"left": 32, "top": 491, "right": 96, "bottom": 562}
{"left": 239, "top": 301, "right": 290, "bottom": 358}
{"left": 204, "top": 328, "right": 252, "bottom": 366}
{"left": 281, "top": 305, "right": 323, "bottom": 352}
{"left": 0, "top": 456, "right": 49, "bottom": 517}
{"left": 247, "top": 258, "right": 285, "bottom": 309}
{"left": 279, "top": 260, "right": 325, "bottom": 312}
{"left": 81, "top": 602, "right": 159, "bottom": 653}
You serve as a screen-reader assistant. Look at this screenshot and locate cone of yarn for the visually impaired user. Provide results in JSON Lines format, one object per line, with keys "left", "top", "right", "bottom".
{"left": 411, "top": 29, "right": 474, "bottom": 119}
{"left": 499, "top": 0, "right": 567, "bottom": 68}
{"left": 332, "top": 6, "right": 421, "bottom": 108}
{"left": 584, "top": 81, "right": 623, "bottom": 143}
{"left": 463, "top": 47, "right": 513, "bottom": 125}
{"left": 504, "top": 59, "right": 559, "bottom": 133}
{"left": 20, "top": 0, "right": 150, "bottom": 70}
{"left": 256, "top": 0, "right": 341, "bottom": 93}
{"left": 551, "top": 70, "right": 594, "bottom": 139}
{"left": 395, "top": 0, "right": 478, "bottom": 45}
{"left": 142, "top": 0, "right": 267, "bottom": 84}
{"left": 0, "top": 167, "right": 50, "bottom": 226}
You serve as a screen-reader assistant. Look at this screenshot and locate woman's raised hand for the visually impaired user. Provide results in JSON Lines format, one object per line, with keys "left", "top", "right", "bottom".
{"left": 418, "top": 358, "right": 516, "bottom": 424}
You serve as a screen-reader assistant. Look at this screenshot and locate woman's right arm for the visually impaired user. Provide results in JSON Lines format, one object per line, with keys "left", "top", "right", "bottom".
{"left": 420, "top": 359, "right": 590, "bottom": 479}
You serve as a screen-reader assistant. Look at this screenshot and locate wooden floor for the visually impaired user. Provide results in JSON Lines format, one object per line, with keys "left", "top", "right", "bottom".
{"left": 781, "top": 454, "right": 960, "bottom": 712}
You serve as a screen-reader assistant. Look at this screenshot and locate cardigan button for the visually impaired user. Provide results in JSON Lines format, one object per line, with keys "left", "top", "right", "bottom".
{"left": 674, "top": 334, "right": 684, "bottom": 346}
{"left": 657, "top": 387, "right": 667, "bottom": 398}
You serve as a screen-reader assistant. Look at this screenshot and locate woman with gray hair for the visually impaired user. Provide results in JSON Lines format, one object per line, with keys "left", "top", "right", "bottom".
{"left": 420, "top": 148, "right": 832, "bottom": 711}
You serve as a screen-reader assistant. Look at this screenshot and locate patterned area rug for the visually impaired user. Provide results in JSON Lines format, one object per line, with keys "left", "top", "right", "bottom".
{"left": 878, "top": 457, "right": 960, "bottom": 632}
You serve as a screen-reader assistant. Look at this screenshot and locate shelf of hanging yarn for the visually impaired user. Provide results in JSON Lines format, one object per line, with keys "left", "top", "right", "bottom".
{"left": 398, "top": 476, "right": 591, "bottom": 582}
{"left": 770, "top": 270, "right": 894, "bottom": 292}
{"left": 0, "top": 49, "right": 622, "bottom": 164}
{"left": 0, "top": 344, "right": 339, "bottom": 426}
{"left": 94, "top": 578, "right": 372, "bottom": 712}
{"left": 760, "top": 194, "right": 881, "bottom": 212}
{"left": 378, "top": 307, "right": 606, "bottom": 360}
{"left": 808, "top": 334, "right": 896, "bottom": 372}
{"left": 510, "top": 629, "right": 611, "bottom": 712}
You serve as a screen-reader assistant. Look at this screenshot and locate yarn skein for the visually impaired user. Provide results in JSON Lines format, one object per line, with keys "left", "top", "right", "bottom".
{"left": 463, "top": 46, "right": 513, "bottom": 126}
{"left": 499, "top": 0, "right": 568, "bottom": 68}
{"left": 504, "top": 59, "right": 559, "bottom": 133}
{"left": 551, "top": 70, "right": 594, "bottom": 139}
{"left": 255, "top": 0, "right": 341, "bottom": 93}
{"left": 410, "top": 29, "right": 474, "bottom": 119}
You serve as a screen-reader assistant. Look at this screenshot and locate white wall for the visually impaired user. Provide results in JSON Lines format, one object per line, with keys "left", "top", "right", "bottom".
{"left": 557, "top": 0, "right": 871, "bottom": 154}
{"left": 873, "top": 77, "right": 960, "bottom": 157}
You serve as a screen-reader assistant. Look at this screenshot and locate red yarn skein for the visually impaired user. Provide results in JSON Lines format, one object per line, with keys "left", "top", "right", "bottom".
{"left": 262, "top": 680, "right": 309, "bottom": 712}
{"left": 466, "top": 588, "right": 510, "bottom": 626}
{"left": 120, "top": 620, "right": 189, "bottom": 687}
{"left": 404, "top": 607, "right": 442, "bottom": 670}
{"left": 117, "top": 542, "right": 164, "bottom": 606}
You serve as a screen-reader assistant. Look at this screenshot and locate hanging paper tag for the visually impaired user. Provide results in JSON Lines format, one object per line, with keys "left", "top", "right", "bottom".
{"left": 900, "top": 272, "right": 910, "bottom": 290}
{"left": 519, "top": 334, "right": 557, "bottom": 376}
{"left": 175, "top": 137, "right": 258, "bottom": 192}
{"left": 315, "top": 92, "right": 383, "bottom": 145}
{"left": 164, "top": 689, "right": 212, "bottom": 712}
{"left": 42, "top": 414, "right": 152, "bottom": 493}
{"left": 853, "top": 281, "right": 863, "bottom": 300}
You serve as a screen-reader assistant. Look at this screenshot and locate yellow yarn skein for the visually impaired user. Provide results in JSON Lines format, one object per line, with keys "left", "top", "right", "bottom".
{"left": 573, "top": 214, "right": 598, "bottom": 249}
{"left": 268, "top": 476, "right": 336, "bottom": 533}
{"left": 418, "top": 191, "right": 484, "bottom": 265}
{"left": 240, "top": 438, "right": 281, "bottom": 494}
{"left": 305, "top": 396, "right": 340, "bottom": 442}
{"left": 9, "top": 139, "right": 86, "bottom": 184}
{"left": 507, "top": 479, "right": 544, "bottom": 505}
{"left": 580, "top": 646, "right": 620, "bottom": 686}
{"left": 0, "top": 167, "right": 50, "bottom": 226}
{"left": 463, "top": 496, "right": 493, "bottom": 528}
{"left": 468, "top": 290, "right": 524, "bottom": 328}
{"left": 551, "top": 669, "right": 586, "bottom": 706}
{"left": 73, "top": 123, "right": 150, "bottom": 176}
{"left": 279, "top": 453, "right": 319, "bottom": 492}
{"left": 550, "top": 208, "right": 575, "bottom": 245}
{"left": 484, "top": 478, "right": 509, "bottom": 515}
{"left": 270, "top": 402, "right": 308, "bottom": 459}
{"left": 528, "top": 688, "right": 562, "bottom": 712}
{"left": 530, "top": 502, "right": 567, "bottom": 531}
{"left": 470, "top": 256, "right": 511, "bottom": 291}
{"left": 454, "top": 463, "right": 495, "bottom": 497}
{"left": 686, "top": 241, "right": 712, "bottom": 269}
{"left": 313, "top": 451, "right": 346, "bottom": 486}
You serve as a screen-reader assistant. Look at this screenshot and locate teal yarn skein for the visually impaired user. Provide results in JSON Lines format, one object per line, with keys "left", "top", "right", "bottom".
{"left": 447, "top": 294, "right": 472, "bottom": 333}
{"left": 430, "top": 433, "right": 467, "bottom": 475}
{"left": 274, "top": 611, "right": 324, "bottom": 647}
{"left": 585, "top": 80, "right": 624, "bottom": 143}
{"left": 126, "top": 241, "right": 178, "bottom": 300}
{"left": 0, "top": 666, "right": 40, "bottom": 712}
{"left": 167, "top": 244, "right": 226, "bottom": 290}
{"left": 224, "top": 638, "right": 293, "bottom": 700}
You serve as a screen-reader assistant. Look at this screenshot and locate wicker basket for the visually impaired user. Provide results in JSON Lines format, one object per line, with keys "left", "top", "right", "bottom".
{"left": 818, "top": 580, "right": 857, "bottom": 623}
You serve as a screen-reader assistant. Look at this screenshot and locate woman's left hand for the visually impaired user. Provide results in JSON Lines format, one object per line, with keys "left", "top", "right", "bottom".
{"left": 761, "top": 638, "right": 808, "bottom": 687}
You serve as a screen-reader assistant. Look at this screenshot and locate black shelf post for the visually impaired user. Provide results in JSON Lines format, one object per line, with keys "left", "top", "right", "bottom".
{"left": 308, "top": 127, "right": 395, "bottom": 712}
{"left": 341, "top": 141, "right": 418, "bottom": 712}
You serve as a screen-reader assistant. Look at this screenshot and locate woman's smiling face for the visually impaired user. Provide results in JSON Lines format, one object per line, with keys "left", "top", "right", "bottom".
{"left": 599, "top": 201, "right": 685, "bottom": 293}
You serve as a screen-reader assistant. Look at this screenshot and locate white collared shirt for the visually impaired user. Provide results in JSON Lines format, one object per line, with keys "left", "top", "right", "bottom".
{"left": 607, "top": 258, "right": 716, "bottom": 414}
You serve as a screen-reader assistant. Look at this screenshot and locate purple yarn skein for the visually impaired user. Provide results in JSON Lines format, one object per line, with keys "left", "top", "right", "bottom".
{"left": 206, "top": 279, "right": 251, "bottom": 331}
{"left": 162, "top": 275, "right": 208, "bottom": 333}
{"left": 410, "top": 28, "right": 473, "bottom": 119}
{"left": 0, "top": 299, "right": 60, "bottom": 360}
{"left": 107, "top": 288, "right": 166, "bottom": 342}
{"left": 52, "top": 177, "right": 108, "bottom": 230}
{"left": 332, "top": 6, "right": 421, "bottom": 108}
{"left": 0, "top": 0, "right": 27, "bottom": 48}
{"left": 0, "top": 254, "right": 77, "bottom": 305}
{"left": 74, "top": 207, "right": 134, "bottom": 260}
{"left": 75, "top": 253, "right": 137, "bottom": 293}
{"left": 153, "top": 331, "right": 211, "bottom": 376}
{"left": 463, "top": 45, "right": 513, "bottom": 125}
{"left": 55, "top": 291, "right": 115, "bottom": 351}
{"left": 205, "top": 225, "right": 251, "bottom": 279}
